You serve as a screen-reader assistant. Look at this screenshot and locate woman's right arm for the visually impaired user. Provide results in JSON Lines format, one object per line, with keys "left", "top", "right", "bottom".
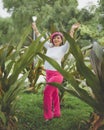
{"left": 32, "top": 22, "right": 40, "bottom": 37}
{"left": 32, "top": 22, "right": 50, "bottom": 49}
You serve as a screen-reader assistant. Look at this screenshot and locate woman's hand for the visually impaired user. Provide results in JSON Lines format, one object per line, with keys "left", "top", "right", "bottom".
{"left": 71, "top": 23, "right": 80, "bottom": 31}
{"left": 70, "top": 23, "right": 80, "bottom": 38}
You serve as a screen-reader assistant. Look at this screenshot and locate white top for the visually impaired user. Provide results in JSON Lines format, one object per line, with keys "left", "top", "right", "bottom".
{"left": 39, "top": 36, "right": 69, "bottom": 70}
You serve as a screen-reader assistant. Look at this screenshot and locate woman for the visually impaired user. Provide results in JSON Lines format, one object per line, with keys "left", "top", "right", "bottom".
{"left": 32, "top": 22, "right": 79, "bottom": 121}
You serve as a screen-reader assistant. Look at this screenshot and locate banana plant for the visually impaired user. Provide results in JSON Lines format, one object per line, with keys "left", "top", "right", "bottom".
{"left": 0, "top": 26, "right": 46, "bottom": 130}
{"left": 37, "top": 32, "right": 104, "bottom": 130}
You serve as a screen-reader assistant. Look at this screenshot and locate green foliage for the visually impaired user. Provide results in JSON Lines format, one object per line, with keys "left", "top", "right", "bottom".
{"left": 2, "top": 0, "right": 104, "bottom": 47}
{"left": 99, "top": 0, "right": 104, "bottom": 12}
{"left": 3, "top": 0, "right": 79, "bottom": 32}
{"left": 90, "top": 42, "right": 104, "bottom": 92}
{"left": 0, "top": 0, "right": 104, "bottom": 129}
{"left": 0, "top": 27, "right": 46, "bottom": 129}
{"left": 78, "top": 9, "right": 94, "bottom": 23}
{"left": 0, "top": 18, "right": 13, "bottom": 45}
{"left": 1, "top": 0, "right": 104, "bottom": 47}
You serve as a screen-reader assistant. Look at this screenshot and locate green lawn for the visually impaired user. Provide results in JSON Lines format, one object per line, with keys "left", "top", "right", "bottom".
{"left": 15, "top": 92, "right": 93, "bottom": 130}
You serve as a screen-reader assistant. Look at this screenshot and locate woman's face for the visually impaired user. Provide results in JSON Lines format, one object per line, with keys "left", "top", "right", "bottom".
{"left": 52, "top": 35, "right": 63, "bottom": 46}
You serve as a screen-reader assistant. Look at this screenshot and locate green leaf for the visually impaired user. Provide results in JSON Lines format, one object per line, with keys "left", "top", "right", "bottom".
{"left": 0, "top": 111, "right": 6, "bottom": 125}
{"left": 2, "top": 72, "right": 29, "bottom": 111}
{"left": 90, "top": 42, "right": 104, "bottom": 91}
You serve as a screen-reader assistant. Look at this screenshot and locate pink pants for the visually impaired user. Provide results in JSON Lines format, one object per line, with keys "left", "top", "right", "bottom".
{"left": 43, "top": 70, "right": 63, "bottom": 120}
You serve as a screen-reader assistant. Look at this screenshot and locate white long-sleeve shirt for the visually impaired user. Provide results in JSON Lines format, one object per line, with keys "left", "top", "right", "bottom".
{"left": 38, "top": 35, "right": 70, "bottom": 70}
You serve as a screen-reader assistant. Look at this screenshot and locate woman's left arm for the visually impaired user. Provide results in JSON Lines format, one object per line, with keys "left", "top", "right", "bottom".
{"left": 62, "top": 23, "right": 80, "bottom": 52}
{"left": 69, "top": 23, "right": 80, "bottom": 38}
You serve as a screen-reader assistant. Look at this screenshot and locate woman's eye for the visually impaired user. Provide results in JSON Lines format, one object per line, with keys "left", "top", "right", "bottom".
{"left": 56, "top": 37, "right": 60, "bottom": 39}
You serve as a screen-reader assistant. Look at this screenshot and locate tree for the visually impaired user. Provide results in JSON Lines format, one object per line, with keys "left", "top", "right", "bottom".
{"left": 0, "top": 18, "right": 14, "bottom": 45}
{"left": 3, "top": 0, "right": 103, "bottom": 46}
{"left": 3, "top": 0, "right": 79, "bottom": 33}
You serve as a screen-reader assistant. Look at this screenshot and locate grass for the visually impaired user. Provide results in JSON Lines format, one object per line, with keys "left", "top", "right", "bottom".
{"left": 15, "top": 92, "right": 93, "bottom": 130}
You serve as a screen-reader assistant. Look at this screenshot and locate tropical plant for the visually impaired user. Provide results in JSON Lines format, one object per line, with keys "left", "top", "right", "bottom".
{"left": 0, "top": 26, "right": 46, "bottom": 130}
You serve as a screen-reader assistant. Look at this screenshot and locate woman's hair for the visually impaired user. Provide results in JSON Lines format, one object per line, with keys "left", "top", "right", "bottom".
{"left": 50, "top": 32, "right": 64, "bottom": 45}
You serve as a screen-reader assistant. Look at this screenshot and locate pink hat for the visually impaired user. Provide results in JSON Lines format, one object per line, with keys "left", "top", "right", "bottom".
{"left": 50, "top": 32, "right": 63, "bottom": 44}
